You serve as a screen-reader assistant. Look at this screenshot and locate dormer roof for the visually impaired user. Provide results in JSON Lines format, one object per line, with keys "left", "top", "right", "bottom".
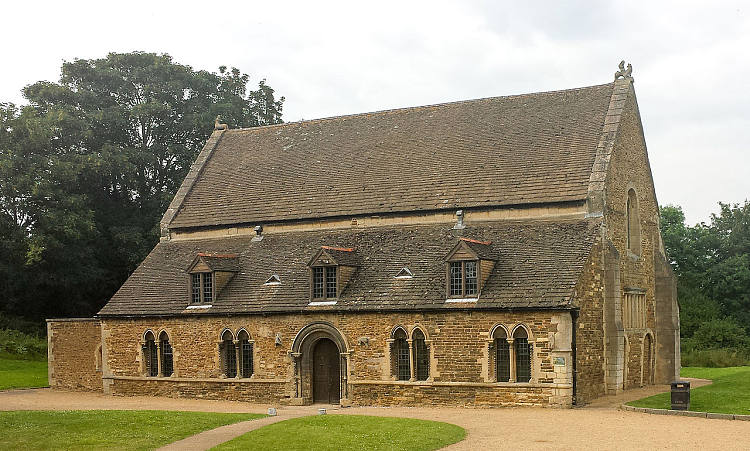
{"left": 308, "top": 246, "right": 359, "bottom": 267}
{"left": 445, "top": 238, "right": 497, "bottom": 262}
{"left": 187, "top": 253, "right": 240, "bottom": 273}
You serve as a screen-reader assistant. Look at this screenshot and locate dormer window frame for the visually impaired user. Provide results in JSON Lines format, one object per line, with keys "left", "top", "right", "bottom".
{"left": 189, "top": 271, "right": 214, "bottom": 304}
{"left": 310, "top": 264, "right": 339, "bottom": 300}
{"left": 446, "top": 258, "right": 480, "bottom": 299}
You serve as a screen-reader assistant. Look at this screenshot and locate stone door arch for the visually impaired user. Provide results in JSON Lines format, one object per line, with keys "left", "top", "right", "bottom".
{"left": 290, "top": 322, "right": 349, "bottom": 405}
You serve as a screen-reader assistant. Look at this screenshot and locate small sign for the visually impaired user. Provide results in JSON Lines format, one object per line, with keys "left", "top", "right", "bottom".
{"left": 554, "top": 357, "right": 565, "bottom": 366}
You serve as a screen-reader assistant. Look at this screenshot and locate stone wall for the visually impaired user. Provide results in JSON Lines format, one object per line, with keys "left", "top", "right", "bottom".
{"left": 100, "top": 310, "right": 575, "bottom": 407}
{"left": 572, "top": 236, "right": 607, "bottom": 404}
{"left": 602, "top": 81, "right": 680, "bottom": 386}
{"left": 47, "top": 318, "right": 102, "bottom": 391}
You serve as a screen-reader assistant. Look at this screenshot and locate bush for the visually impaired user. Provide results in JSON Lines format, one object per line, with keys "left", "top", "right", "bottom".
{"left": 0, "top": 313, "right": 45, "bottom": 336}
{"left": 0, "top": 329, "right": 47, "bottom": 360}
{"left": 681, "top": 347, "right": 750, "bottom": 368}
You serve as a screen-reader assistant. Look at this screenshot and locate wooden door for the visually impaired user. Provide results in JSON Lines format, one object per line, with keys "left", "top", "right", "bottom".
{"left": 313, "top": 338, "right": 340, "bottom": 404}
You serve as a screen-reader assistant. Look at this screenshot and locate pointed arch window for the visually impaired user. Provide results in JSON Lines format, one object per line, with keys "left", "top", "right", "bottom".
{"left": 159, "top": 331, "right": 173, "bottom": 377}
{"left": 493, "top": 327, "right": 510, "bottom": 382}
{"left": 627, "top": 188, "right": 641, "bottom": 255}
{"left": 392, "top": 328, "right": 410, "bottom": 381}
{"left": 237, "top": 330, "right": 254, "bottom": 378}
{"left": 221, "top": 330, "right": 237, "bottom": 378}
{"left": 412, "top": 328, "right": 429, "bottom": 381}
{"left": 143, "top": 331, "right": 158, "bottom": 377}
{"left": 514, "top": 327, "right": 531, "bottom": 383}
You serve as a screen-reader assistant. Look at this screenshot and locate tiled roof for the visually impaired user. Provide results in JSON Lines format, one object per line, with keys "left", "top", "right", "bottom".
{"left": 167, "top": 83, "right": 614, "bottom": 229}
{"left": 98, "top": 219, "right": 600, "bottom": 317}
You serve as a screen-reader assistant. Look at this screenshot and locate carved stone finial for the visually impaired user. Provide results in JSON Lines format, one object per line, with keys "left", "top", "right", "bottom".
{"left": 214, "top": 115, "right": 228, "bottom": 130}
{"left": 614, "top": 60, "right": 633, "bottom": 81}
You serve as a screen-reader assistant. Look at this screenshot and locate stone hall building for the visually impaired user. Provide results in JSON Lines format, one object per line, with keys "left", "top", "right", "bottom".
{"left": 48, "top": 64, "right": 680, "bottom": 407}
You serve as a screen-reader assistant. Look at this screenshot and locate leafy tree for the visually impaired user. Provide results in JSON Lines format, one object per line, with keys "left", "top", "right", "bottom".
{"left": 660, "top": 202, "right": 750, "bottom": 351}
{"left": 0, "top": 52, "right": 284, "bottom": 323}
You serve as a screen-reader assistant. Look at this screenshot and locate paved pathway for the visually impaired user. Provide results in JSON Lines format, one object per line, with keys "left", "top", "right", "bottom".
{"left": 156, "top": 408, "right": 311, "bottom": 451}
{"left": 3, "top": 381, "right": 749, "bottom": 450}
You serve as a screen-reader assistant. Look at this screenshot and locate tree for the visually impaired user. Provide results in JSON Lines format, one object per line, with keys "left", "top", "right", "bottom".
{"left": 660, "top": 202, "right": 750, "bottom": 346}
{"left": 0, "top": 52, "right": 284, "bottom": 323}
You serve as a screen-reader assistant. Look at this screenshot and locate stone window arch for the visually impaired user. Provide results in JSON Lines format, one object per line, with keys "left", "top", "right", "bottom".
{"left": 412, "top": 328, "right": 429, "bottom": 381}
{"left": 95, "top": 344, "right": 103, "bottom": 373}
{"left": 159, "top": 331, "right": 173, "bottom": 377}
{"left": 219, "top": 329, "right": 237, "bottom": 378}
{"left": 237, "top": 329, "right": 254, "bottom": 378}
{"left": 391, "top": 327, "right": 410, "bottom": 381}
{"left": 492, "top": 325, "right": 511, "bottom": 382}
{"left": 627, "top": 188, "right": 641, "bottom": 255}
{"left": 513, "top": 326, "right": 532, "bottom": 383}
{"left": 142, "top": 330, "right": 158, "bottom": 377}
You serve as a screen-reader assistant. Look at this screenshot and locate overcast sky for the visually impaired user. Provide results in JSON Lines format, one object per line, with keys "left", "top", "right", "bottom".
{"left": 3, "top": 0, "right": 748, "bottom": 225}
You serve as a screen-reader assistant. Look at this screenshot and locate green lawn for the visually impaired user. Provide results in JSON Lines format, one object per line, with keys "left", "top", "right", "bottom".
{"left": 628, "top": 366, "right": 750, "bottom": 415}
{"left": 0, "top": 410, "right": 263, "bottom": 451}
{"left": 214, "top": 414, "right": 466, "bottom": 451}
{"left": 0, "top": 357, "right": 49, "bottom": 389}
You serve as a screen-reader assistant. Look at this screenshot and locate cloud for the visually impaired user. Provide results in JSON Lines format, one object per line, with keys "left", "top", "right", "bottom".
{"left": 1, "top": 0, "right": 747, "bottom": 224}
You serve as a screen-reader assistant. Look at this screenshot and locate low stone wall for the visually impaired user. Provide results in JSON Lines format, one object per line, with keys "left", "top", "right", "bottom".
{"left": 350, "top": 381, "right": 570, "bottom": 408}
{"left": 47, "top": 318, "right": 102, "bottom": 391}
{"left": 107, "top": 377, "right": 288, "bottom": 403}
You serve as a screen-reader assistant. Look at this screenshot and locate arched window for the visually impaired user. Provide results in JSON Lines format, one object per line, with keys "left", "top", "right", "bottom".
{"left": 644, "top": 334, "right": 653, "bottom": 385}
{"left": 514, "top": 327, "right": 531, "bottom": 383}
{"left": 143, "top": 331, "right": 158, "bottom": 377}
{"left": 412, "top": 328, "right": 429, "bottom": 381}
{"left": 392, "top": 328, "right": 410, "bottom": 381}
{"left": 237, "top": 330, "right": 253, "bottom": 378}
{"left": 221, "top": 330, "right": 237, "bottom": 378}
{"left": 159, "top": 331, "right": 173, "bottom": 377}
{"left": 627, "top": 189, "right": 641, "bottom": 255}
{"left": 493, "top": 327, "right": 510, "bottom": 382}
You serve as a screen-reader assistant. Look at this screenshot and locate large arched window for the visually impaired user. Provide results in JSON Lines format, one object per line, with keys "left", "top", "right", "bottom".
{"left": 514, "top": 327, "right": 531, "bottom": 383}
{"left": 221, "top": 329, "right": 237, "bottom": 378}
{"left": 412, "top": 328, "right": 429, "bottom": 381}
{"left": 143, "top": 331, "right": 158, "bottom": 377}
{"left": 392, "top": 328, "right": 410, "bottom": 381}
{"left": 237, "top": 329, "right": 253, "bottom": 378}
{"left": 159, "top": 331, "right": 173, "bottom": 377}
{"left": 493, "top": 327, "right": 510, "bottom": 382}
{"left": 627, "top": 188, "right": 641, "bottom": 255}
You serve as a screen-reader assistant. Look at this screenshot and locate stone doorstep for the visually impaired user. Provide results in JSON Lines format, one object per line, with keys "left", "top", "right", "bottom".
{"left": 621, "top": 404, "right": 748, "bottom": 420}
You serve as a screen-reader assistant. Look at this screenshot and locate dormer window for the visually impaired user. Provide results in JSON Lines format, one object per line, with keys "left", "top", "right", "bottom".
{"left": 444, "top": 238, "right": 496, "bottom": 300}
{"left": 308, "top": 246, "right": 359, "bottom": 302}
{"left": 449, "top": 261, "right": 478, "bottom": 297}
{"left": 186, "top": 253, "right": 239, "bottom": 305}
{"left": 312, "top": 265, "right": 337, "bottom": 299}
{"left": 191, "top": 272, "right": 214, "bottom": 304}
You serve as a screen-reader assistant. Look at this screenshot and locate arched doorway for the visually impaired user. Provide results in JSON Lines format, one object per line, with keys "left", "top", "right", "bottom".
{"left": 290, "top": 322, "right": 349, "bottom": 405}
{"left": 643, "top": 334, "right": 653, "bottom": 385}
{"left": 313, "top": 338, "right": 340, "bottom": 404}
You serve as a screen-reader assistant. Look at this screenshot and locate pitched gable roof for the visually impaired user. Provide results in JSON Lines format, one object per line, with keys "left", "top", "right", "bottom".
{"left": 166, "top": 83, "right": 615, "bottom": 229}
{"left": 98, "top": 218, "right": 601, "bottom": 317}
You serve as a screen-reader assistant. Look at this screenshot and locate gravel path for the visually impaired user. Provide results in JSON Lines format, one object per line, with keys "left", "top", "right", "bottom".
{"left": 2, "top": 379, "right": 748, "bottom": 451}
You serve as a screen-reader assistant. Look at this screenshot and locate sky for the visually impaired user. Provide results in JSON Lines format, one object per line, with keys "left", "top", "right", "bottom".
{"left": 2, "top": 0, "right": 748, "bottom": 225}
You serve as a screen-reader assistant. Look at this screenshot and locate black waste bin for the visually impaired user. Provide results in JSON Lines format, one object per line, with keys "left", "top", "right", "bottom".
{"left": 671, "top": 380, "right": 690, "bottom": 410}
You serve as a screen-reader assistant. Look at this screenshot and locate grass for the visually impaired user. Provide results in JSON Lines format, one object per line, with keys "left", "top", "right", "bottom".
{"left": 0, "top": 356, "right": 49, "bottom": 389}
{"left": 628, "top": 366, "right": 750, "bottom": 415}
{"left": 214, "top": 414, "right": 466, "bottom": 451}
{"left": 0, "top": 410, "right": 263, "bottom": 451}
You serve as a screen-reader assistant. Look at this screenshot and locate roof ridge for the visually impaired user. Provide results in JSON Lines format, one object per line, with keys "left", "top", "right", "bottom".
{"left": 226, "top": 82, "right": 615, "bottom": 133}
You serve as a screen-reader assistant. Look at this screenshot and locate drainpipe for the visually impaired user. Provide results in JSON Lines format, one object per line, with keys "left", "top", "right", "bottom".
{"left": 571, "top": 310, "right": 579, "bottom": 406}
